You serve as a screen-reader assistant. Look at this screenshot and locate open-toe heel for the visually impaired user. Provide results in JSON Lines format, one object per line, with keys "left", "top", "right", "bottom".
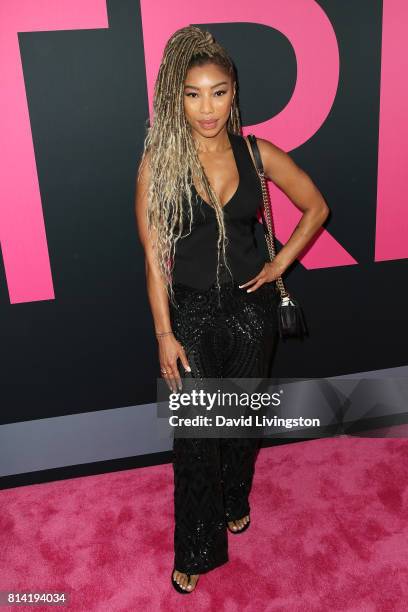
{"left": 226, "top": 517, "right": 251, "bottom": 534}
{"left": 171, "top": 567, "right": 199, "bottom": 594}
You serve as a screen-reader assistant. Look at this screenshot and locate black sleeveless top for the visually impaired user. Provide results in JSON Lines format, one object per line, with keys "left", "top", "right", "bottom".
{"left": 171, "top": 131, "right": 266, "bottom": 291}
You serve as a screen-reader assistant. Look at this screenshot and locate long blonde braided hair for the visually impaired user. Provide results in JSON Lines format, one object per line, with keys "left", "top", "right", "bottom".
{"left": 138, "top": 25, "right": 242, "bottom": 305}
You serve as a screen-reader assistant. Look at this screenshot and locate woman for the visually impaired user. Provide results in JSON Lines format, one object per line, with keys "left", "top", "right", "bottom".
{"left": 135, "top": 25, "right": 329, "bottom": 594}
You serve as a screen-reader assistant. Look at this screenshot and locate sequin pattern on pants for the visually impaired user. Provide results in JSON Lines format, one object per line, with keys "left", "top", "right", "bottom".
{"left": 169, "top": 280, "right": 279, "bottom": 574}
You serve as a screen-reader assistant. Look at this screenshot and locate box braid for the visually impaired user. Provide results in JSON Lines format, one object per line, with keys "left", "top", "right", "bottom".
{"left": 138, "top": 25, "right": 242, "bottom": 305}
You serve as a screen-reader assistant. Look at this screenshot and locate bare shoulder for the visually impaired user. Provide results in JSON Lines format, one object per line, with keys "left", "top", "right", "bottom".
{"left": 243, "top": 135, "right": 306, "bottom": 188}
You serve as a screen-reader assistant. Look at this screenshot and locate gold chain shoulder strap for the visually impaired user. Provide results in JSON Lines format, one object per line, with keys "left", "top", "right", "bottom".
{"left": 246, "top": 134, "right": 289, "bottom": 299}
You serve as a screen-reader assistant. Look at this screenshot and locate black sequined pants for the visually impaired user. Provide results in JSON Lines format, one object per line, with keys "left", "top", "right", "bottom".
{"left": 169, "top": 280, "right": 279, "bottom": 575}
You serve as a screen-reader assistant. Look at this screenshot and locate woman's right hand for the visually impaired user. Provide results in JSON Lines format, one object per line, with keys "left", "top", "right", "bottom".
{"left": 158, "top": 334, "right": 191, "bottom": 392}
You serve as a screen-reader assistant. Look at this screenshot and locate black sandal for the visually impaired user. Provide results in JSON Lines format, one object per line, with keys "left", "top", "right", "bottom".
{"left": 226, "top": 516, "right": 251, "bottom": 534}
{"left": 171, "top": 567, "right": 199, "bottom": 594}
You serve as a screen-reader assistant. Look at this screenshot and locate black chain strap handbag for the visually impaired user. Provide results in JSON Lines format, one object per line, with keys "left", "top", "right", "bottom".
{"left": 247, "top": 134, "right": 308, "bottom": 340}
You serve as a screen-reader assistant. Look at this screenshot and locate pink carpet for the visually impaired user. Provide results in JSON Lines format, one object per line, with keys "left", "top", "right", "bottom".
{"left": 1, "top": 436, "right": 408, "bottom": 611}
